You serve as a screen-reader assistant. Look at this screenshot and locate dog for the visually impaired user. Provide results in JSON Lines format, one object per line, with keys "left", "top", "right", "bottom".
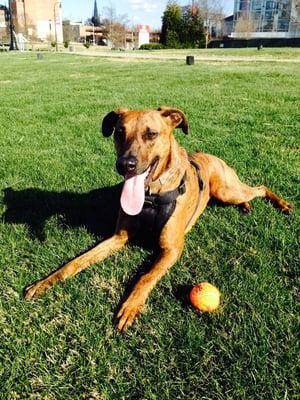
{"left": 24, "top": 107, "right": 292, "bottom": 331}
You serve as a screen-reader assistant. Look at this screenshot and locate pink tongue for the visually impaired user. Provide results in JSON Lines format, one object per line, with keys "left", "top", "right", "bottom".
{"left": 120, "top": 170, "right": 148, "bottom": 215}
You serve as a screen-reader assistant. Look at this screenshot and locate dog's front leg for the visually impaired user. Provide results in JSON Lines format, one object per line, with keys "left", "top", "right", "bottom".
{"left": 24, "top": 212, "right": 135, "bottom": 300}
{"left": 24, "top": 233, "right": 128, "bottom": 300}
{"left": 116, "top": 237, "right": 184, "bottom": 332}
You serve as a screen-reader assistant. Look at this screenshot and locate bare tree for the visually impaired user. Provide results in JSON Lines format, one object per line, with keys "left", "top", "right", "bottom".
{"left": 102, "top": 4, "right": 129, "bottom": 48}
{"left": 196, "top": 0, "right": 226, "bottom": 45}
{"left": 234, "top": 15, "right": 257, "bottom": 38}
{"left": 290, "top": 0, "right": 300, "bottom": 34}
{"left": 292, "top": 0, "right": 300, "bottom": 17}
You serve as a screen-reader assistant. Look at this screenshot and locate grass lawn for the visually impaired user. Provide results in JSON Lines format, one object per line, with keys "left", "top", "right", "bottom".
{"left": 61, "top": 45, "right": 300, "bottom": 60}
{"left": 0, "top": 50, "right": 299, "bottom": 399}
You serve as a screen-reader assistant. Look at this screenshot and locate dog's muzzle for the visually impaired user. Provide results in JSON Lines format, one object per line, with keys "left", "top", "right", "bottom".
{"left": 116, "top": 155, "right": 137, "bottom": 176}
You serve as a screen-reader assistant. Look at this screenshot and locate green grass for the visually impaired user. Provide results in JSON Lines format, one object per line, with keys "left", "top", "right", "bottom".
{"left": 66, "top": 45, "right": 300, "bottom": 60}
{"left": 141, "top": 46, "right": 300, "bottom": 58}
{"left": 0, "top": 50, "right": 299, "bottom": 400}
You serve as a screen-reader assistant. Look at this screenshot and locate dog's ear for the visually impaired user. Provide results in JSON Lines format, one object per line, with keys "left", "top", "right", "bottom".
{"left": 101, "top": 109, "right": 128, "bottom": 137}
{"left": 157, "top": 107, "right": 189, "bottom": 134}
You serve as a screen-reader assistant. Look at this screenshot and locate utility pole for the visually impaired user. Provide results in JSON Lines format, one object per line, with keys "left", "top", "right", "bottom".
{"left": 54, "top": 1, "right": 61, "bottom": 52}
{"left": 22, "top": 0, "right": 27, "bottom": 35}
{"left": 8, "top": 0, "right": 17, "bottom": 50}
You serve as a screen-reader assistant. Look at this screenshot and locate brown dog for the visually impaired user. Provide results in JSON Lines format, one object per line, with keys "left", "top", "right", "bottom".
{"left": 24, "top": 107, "right": 292, "bottom": 331}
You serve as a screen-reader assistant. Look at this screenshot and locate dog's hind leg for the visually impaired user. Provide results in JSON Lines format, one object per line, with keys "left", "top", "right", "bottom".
{"left": 216, "top": 182, "right": 292, "bottom": 214}
{"left": 209, "top": 157, "right": 292, "bottom": 214}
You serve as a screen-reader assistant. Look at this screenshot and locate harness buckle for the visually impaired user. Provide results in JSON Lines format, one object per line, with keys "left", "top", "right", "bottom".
{"left": 178, "top": 181, "right": 186, "bottom": 195}
{"left": 144, "top": 198, "right": 158, "bottom": 208}
{"left": 178, "top": 174, "right": 187, "bottom": 195}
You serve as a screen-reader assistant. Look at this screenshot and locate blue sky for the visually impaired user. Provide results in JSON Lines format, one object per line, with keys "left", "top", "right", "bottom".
{"left": 62, "top": 0, "right": 235, "bottom": 29}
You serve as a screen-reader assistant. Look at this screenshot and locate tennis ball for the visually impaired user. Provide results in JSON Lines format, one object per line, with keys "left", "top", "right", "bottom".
{"left": 189, "top": 282, "right": 221, "bottom": 312}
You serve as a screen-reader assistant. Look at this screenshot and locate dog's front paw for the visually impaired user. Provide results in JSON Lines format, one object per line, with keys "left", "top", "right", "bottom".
{"left": 116, "top": 295, "right": 145, "bottom": 332}
{"left": 281, "top": 201, "right": 293, "bottom": 214}
{"left": 24, "top": 280, "right": 51, "bottom": 300}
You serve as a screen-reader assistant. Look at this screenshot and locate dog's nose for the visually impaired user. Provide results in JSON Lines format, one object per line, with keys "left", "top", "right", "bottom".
{"left": 116, "top": 155, "right": 137, "bottom": 175}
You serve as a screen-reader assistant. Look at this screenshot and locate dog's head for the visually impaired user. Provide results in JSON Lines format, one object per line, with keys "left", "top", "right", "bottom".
{"left": 101, "top": 107, "right": 188, "bottom": 215}
{"left": 102, "top": 107, "right": 188, "bottom": 178}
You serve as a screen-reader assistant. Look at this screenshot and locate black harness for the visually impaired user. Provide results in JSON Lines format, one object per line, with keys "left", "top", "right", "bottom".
{"left": 139, "top": 158, "right": 204, "bottom": 235}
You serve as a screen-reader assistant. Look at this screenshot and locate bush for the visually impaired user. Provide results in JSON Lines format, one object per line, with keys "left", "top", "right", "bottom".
{"left": 166, "top": 30, "right": 181, "bottom": 48}
{"left": 139, "top": 43, "right": 165, "bottom": 50}
{"left": 83, "top": 42, "right": 90, "bottom": 49}
{"left": 63, "top": 40, "right": 70, "bottom": 49}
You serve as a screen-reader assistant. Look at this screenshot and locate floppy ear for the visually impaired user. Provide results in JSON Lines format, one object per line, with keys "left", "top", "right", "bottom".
{"left": 157, "top": 107, "right": 189, "bottom": 134}
{"left": 101, "top": 108, "right": 128, "bottom": 137}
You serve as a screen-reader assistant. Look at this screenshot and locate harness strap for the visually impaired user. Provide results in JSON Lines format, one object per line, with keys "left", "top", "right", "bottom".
{"left": 140, "top": 174, "right": 186, "bottom": 234}
{"left": 144, "top": 173, "right": 186, "bottom": 207}
{"left": 186, "top": 157, "right": 205, "bottom": 228}
{"left": 140, "top": 158, "right": 204, "bottom": 234}
{"left": 189, "top": 158, "right": 205, "bottom": 191}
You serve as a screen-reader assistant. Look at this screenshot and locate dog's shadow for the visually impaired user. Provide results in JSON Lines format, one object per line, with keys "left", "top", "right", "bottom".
{"left": 2, "top": 186, "right": 160, "bottom": 308}
{"left": 3, "top": 185, "right": 122, "bottom": 241}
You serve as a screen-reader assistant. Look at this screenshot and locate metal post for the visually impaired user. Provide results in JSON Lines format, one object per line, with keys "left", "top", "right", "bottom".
{"left": 49, "top": 19, "right": 52, "bottom": 40}
{"left": 92, "top": 23, "right": 95, "bottom": 45}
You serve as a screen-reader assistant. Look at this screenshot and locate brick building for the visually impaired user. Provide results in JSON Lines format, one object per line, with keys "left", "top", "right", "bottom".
{"left": 62, "top": 20, "right": 160, "bottom": 48}
{"left": 0, "top": 6, "right": 9, "bottom": 40}
{"left": 10, "top": 0, "right": 63, "bottom": 42}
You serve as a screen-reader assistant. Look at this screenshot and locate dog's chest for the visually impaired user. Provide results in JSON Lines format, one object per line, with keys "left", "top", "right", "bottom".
{"left": 138, "top": 197, "right": 177, "bottom": 235}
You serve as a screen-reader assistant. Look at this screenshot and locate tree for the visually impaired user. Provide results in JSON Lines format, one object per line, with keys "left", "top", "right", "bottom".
{"left": 160, "top": 1, "right": 205, "bottom": 48}
{"left": 160, "top": 1, "right": 182, "bottom": 47}
{"left": 234, "top": 15, "right": 257, "bottom": 38}
{"left": 102, "top": 5, "right": 129, "bottom": 48}
{"left": 290, "top": 0, "right": 300, "bottom": 34}
{"left": 180, "top": 5, "right": 205, "bottom": 48}
{"left": 196, "top": 0, "right": 225, "bottom": 44}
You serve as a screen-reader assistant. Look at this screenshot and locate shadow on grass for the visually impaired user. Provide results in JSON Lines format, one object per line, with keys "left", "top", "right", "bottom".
{"left": 173, "top": 284, "right": 194, "bottom": 310}
{"left": 2, "top": 186, "right": 162, "bottom": 309}
{"left": 3, "top": 185, "right": 122, "bottom": 241}
{"left": 2, "top": 186, "right": 252, "bottom": 244}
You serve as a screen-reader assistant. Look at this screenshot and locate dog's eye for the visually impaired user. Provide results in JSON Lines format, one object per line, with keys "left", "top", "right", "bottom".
{"left": 144, "top": 131, "right": 158, "bottom": 140}
{"left": 114, "top": 128, "right": 125, "bottom": 140}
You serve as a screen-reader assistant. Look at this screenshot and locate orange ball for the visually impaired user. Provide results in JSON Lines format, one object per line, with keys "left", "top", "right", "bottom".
{"left": 190, "top": 282, "right": 221, "bottom": 312}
